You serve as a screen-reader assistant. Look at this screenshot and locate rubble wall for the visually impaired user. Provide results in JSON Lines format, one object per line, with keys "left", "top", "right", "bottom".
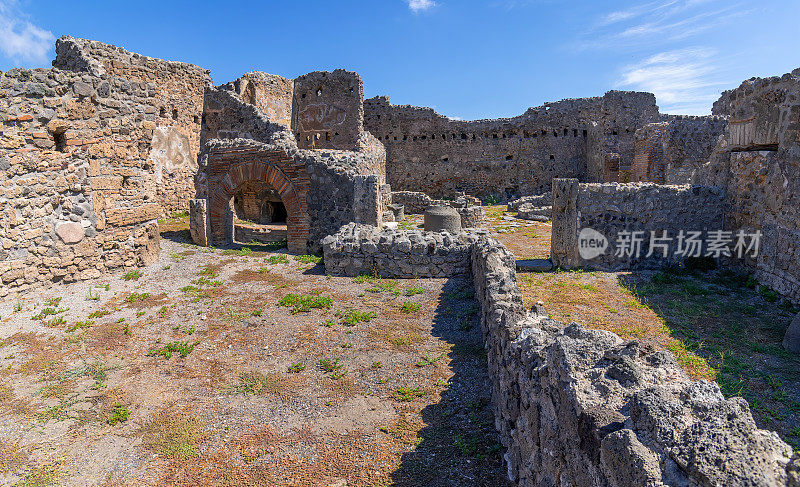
{"left": 470, "top": 237, "right": 797, "bottom": 486}
{"left": 549, "top": 179, "right": 725, "bottom": 270}
{"left": 363, "top": 92, "right": 659, "bottom": 200}
{"left": 53, "top": 36, "right": 211, "bottom": 214}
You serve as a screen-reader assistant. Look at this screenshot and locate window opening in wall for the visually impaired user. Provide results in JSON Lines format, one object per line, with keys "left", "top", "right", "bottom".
{"left": 326, "top": 132, "right": 331, "bottom": 141}
{"left": 541, "top": 130, "right": 547, "bottom": 136}
{"left": 193, "top": 115, "right": 199, "bottom": 124}
{"left": 583, "top": 130, "right": 588, "bottom": 137}
{"left": 493, "top": 133, "right": 498, "bottom": 139}
{"left": 159, "top": 107, "right": 166, "bottom": 117}
{"left": 553, "top": 131, "right": 558, "bottom": 137}
{"left": 301, "top": 93, "right": 306, "bottom": 98}
{"left": 573, "top": 129, "right": 578, "bottom": 137}
{"left": 549, "top": 155, "right": 555, "bottom": 160}
{"left": 472, "top": 134, "right": 476, "bottom": 140}
{"left": 54, "top": 132, "right": 67, "bottom": 152}
{"left": 442, "top": 157, "right": 449, "bottom": 162}
{"left": 461, "top": 133, "right": 467, "bottom": 140}
{"left": 172, "top": 109, "right": 178, "bottom": 120}
{"left": 505, "top": 155, "right": 513, "bottom": 161}
{"left": 612, "top": 131, "right": 618, "bottom": 135}
{"left": 563, "top": 128, "right": 568, "bottom": 136}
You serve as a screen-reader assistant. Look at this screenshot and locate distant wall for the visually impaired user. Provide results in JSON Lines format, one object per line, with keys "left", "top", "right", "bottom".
{"left": 292, "top": 70, "right": 363, "bottom": 151}
{"left": 53, "top": 36, "right": 210, "bottom": 214}
{"left": 363, "top": 91, "right": 658, "bottom": 200}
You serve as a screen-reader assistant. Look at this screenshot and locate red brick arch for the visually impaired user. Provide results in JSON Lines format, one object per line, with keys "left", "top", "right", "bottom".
{"left": 207, "top": 148, "right": 310, "bottom": 253}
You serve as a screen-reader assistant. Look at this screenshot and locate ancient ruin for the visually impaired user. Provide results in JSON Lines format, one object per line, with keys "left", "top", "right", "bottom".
{"left": 1, "top": 36, "right": 800, "bottom": 485}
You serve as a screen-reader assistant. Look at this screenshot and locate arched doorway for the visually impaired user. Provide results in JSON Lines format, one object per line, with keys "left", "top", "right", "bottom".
{"left": 207, "top": 150, "right": 310, "bottom": 254}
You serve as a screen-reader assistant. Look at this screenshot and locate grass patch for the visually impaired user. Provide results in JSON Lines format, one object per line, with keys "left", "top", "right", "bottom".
{"left": 141, "top": 411, "right": 205, "bottom": 460}
{"left": 236, "top": 371, "right": 284, "bottom": 396}
{"left": 277, "top": 293, "right": 332, "bottom": 313}
{"left": 123, "top": 270, "right": 143, "bottom": 281}
{"left": 124, "top": 292, "right": 150, "bottom": 303}
{"left": 106, "top": 404, "right": 131, "bottom": 425}
{"left": 147, "top": 341, "right": 199, "bottom": 359}
{"left": 336, "top": 309, "right": 376, "bottom": 326}
{"left": 265, "top": 254, "right": 290, "bottom": 264}
{"left": 393, "top": 387, "right": 424, "bottom": 402}
{"left": 403, "top": 285, "right": 425, "bottom": 296}
{"left": 400, "top": 302, "right": 422, "bottom": 314}
{"left": 222, "top": 247, "right": 253, "bottom": 256}
{"left": 294, "top": 254, "right": 322, "bottom": 265}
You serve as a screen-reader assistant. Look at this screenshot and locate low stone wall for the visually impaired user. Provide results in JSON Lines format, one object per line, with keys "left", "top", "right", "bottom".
{"left": 321, "top": 223, "right": 485, "bottom": 277}
{"left": 551, "top": 179, "right": 725, "bottom": 270}
{"left": 507, "top": 192, "right": 551, "bottom": 211}
{"left": 470, "top": 237, "right": 798, "bottom": 486}
{"left": 457, "top": 206, "right": 484, "bottom": 228}
{"left": 390, "top": 191, "right": 432, "bottom": 214}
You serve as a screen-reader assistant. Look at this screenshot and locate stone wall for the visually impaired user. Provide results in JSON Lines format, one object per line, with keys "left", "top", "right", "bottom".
{"left": 292, "top": 70, "right": 363, "bottom": 151}
{"left": 632, "top": 116, "right": 727, "bottom": 184}
{"left": 550, "top": 179, "right": 726, "bottom": 270}
{"left": 0, "top": 43, "right": 192, "bottom": 296}
{"left": 696, "top": 68, "right": 800, "bottom": 303}
{"left": 363, "top": 91, "right": 659, "bottom": 201}
{"left": 470, "top": 237, "right": 798, "bottom": 486}
{"left": 219, "top": 72, "right": 294, "bottom": 129}
{"left": 321, "top": 223, "right": 485, "bottom": 277}
{"left": 53, "top": 36, "right": 210, "bottom": 214}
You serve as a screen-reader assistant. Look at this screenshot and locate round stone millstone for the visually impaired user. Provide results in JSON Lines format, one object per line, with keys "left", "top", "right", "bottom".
{"left": 424, "top": 205, "right": 462, "bottom": 233}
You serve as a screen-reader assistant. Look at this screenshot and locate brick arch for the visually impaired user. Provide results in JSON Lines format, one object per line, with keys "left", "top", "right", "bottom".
{"left": 207, "top": 150, "right": 310, "bottom": 253}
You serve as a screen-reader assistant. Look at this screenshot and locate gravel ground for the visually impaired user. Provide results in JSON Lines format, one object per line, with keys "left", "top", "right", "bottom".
{"left": 0, "top": 220, "right": 509, "bottom": 486}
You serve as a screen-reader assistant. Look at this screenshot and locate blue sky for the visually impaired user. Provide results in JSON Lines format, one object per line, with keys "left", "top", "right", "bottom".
{"left": 0, "top": 0, "right": 798, "bottom": 119}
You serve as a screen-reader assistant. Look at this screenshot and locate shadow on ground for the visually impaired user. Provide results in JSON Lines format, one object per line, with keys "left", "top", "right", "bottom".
{"left": 618, "top": 266, "right": 800, "bottom": 449}
{"left": 391, "top": 278, "right": 511, "bottom": 486}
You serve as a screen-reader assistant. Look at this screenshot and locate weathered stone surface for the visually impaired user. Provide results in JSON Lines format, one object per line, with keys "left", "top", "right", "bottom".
{"left": 516, "top": 258, "right": 553, "bottom": 272}
{"left": 424, "top": 205, "right": 461, "bottom": 233}
{"left": 189, "top": 199, "right": 210, "bottom": 247}
{"left": 783, "top": 313, "right": 800, "bottom": 353}
{"left": 55, "top": 221, "right": 84, "bottom": 244}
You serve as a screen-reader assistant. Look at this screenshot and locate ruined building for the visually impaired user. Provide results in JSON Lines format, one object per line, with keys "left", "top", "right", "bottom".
{"left": 3, "top": 37, "right": 800, "bottom": 486}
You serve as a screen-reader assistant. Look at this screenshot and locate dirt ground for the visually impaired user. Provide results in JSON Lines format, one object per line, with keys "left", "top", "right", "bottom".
{"left": 0, "top": 215, "right": 509, "bottom": 487}
{"left": 2, "top": 206, "right": 797, "bottom": 487}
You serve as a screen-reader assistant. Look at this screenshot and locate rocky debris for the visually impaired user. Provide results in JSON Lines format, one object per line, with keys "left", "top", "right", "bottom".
{"left": 508, "top": 192, "right": 552, "bottom": 212}
{"left": 516, "top": 203, "right": 551, "bottom": 221}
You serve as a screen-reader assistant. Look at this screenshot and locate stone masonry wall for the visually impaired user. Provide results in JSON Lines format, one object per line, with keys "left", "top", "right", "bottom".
{"left": 698, "top": 68, "right": 800, "bottom": 302}
{"left": 470, "top": 237, "right": 798, "bottom": 486}
{"left": 633, "top": 116, "right": 727, "bottom": 184}
{"left": 292, "top": 70, "right": 364, "bottom": 151}
{"left": 53, "top": 36, "right": 211, "bottom": 214}
{"left": 321, "top": 223, "right": 485, "bottom": 277}
{"left": 550, "top": 179, "right": 725, "bottom": 270}
{"left": 219, "top": 72, "right": 294, "bottom": 129}
{"left": 0, "top": 62, "right": 170, "bottom": 296}
{"left": 364, "top": 91, "right": 658, "bottom": 201}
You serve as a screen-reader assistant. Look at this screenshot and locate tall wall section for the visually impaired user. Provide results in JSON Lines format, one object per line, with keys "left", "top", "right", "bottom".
{"left": 364, "top": 91, "right": 658, "bottom": 200}
{"left": 702, "top": 68, "right": 800, "bottom": 302}
{"left": 53, "top": 36, "right": 211, "bottom": 214}
{"left": 292, "top": 70, "right": 364, "bottom": 151}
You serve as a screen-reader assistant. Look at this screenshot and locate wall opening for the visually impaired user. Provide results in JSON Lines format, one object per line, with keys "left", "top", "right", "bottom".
{"left": 231, "top": 180, "right": 288, "bottom": 245}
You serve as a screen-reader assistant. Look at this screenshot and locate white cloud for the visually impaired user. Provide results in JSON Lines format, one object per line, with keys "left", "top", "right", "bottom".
{"left": 0, "top": 1, "right": 54, "bottom": 66}
{"left": 407, "top": 0, "right": 436, "bottom": 13}
{"left": 616, "top": 48, "right": 729, "bottom": 114}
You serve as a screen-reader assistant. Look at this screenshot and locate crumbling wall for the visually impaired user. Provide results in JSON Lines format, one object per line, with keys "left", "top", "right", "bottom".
{"left": 364, "top": 91, "right": 658, "bottom": 200}
{"left": 633, "top": 116, "right": 727, "bottom": 184}
{"left": 53, "top": 36, "right": 210, "bottom": 214}
{"left": 220, "top": 72, "right": 293, "bottom": 128}
{"left": 321, "top": 223, "right": 484, "bottom": 277}
{"left": 0, "top": 64, "right": 165, "bottom": 296}
{"left": 470, "top": 237, "right": 798, "bottom": 486}
{"left": 292, "top": 70, "right": 363, "bottom": 151}
{"left": 549, "top": 179, "right": 725, "bottom": 270}
{"left": 702, "top": 68, "right": 800, "bottom": 302}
